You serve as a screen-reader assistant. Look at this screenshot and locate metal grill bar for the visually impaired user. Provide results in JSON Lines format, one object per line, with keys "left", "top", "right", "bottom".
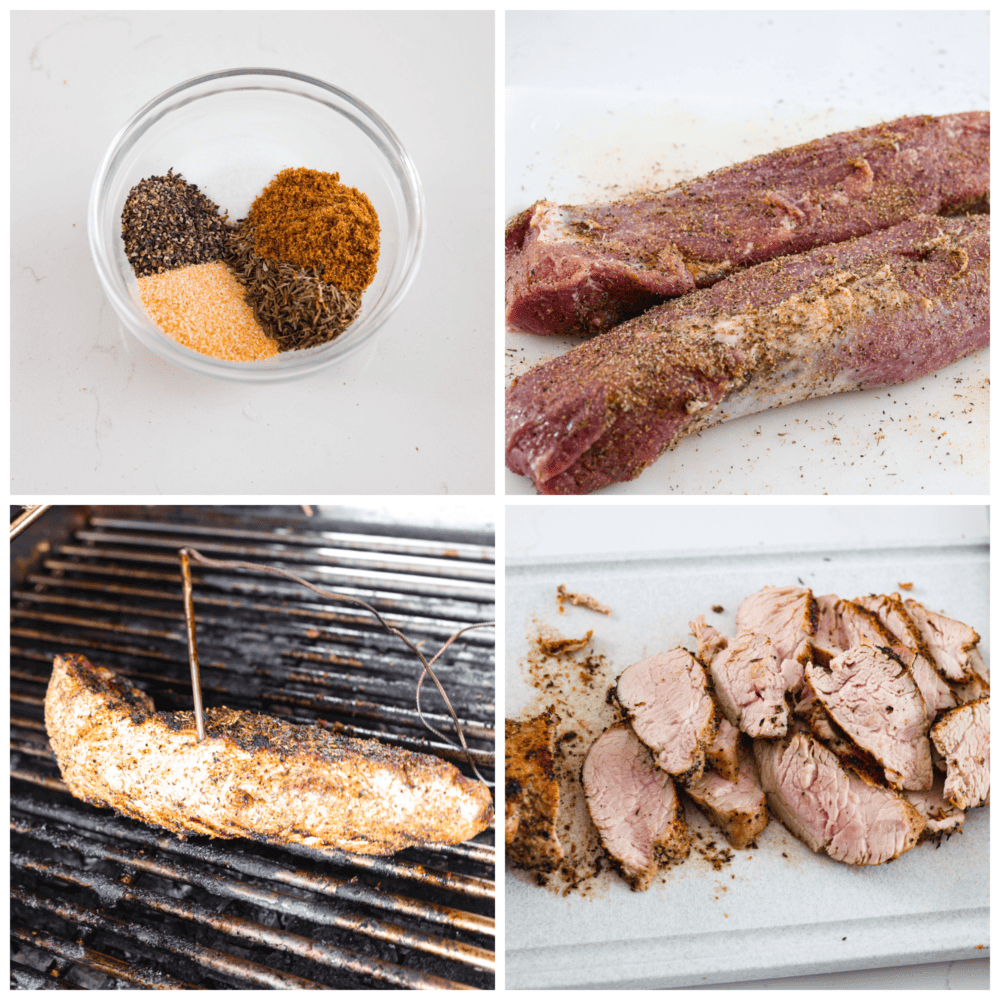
{"left": 57, "top": 545, "right": 494, "bottom": 602}
{"left": 22, "top": 577, "right": 495, "bottom": 645}
{"left": 11, "top": 925, "right": 194, "bottom": 990}
{"left": 12, "top": 795, "right": 493, "bottom": 938}
{"left": 11, "top": 885, "right": 326, "bottom": 990}
{"left": 89, "top": 517, "right": 495, "bottom": 560}
{"left": 38, "top": 560, "right": 493, "bottom": 624}
{"left": 12, "top": 854, "right": 475, "bottom": 991}
{"left": 10, "top": 962, "right": 85, "bottom": 990}
{"left": 76, "top": 530, "right": 495, "bottom": 582}
{"left": 13, "top": 815, "right": 495, "bottom": 972}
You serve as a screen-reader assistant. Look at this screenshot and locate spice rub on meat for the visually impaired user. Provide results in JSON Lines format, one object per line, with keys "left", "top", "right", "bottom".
{"left": 44, "top": 654, "right": 493, "bottom": 856}
{"left": 505, "top": 214, "right": 988, "bottom": 495}
{"left": 506, "top": 112, "right": 989, "bottom": 338}
{"left": 505, "top": 709, "right": 564, "bottom": 871}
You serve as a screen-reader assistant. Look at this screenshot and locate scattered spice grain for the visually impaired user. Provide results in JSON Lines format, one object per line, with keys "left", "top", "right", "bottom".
{"left": 122, "top": 170, "right": 231, "bottom": 277}
{"left": 137, "top": 261, "right": 277, "bottom": 362}
{"left": 246, "top": 167, "right": 380, "bottom": 292}
{"left": 226, "top": 224, "right": 362, "bottom": 351}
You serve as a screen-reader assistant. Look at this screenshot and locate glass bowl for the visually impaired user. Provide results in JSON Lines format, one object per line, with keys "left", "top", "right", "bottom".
{"left": 89, "top": 68, "right": 424, "bottom": 383}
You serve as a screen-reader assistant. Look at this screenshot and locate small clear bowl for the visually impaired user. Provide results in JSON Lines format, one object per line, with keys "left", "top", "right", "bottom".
{"left": 89, "top": 68, "right": 424, "bottom": 383}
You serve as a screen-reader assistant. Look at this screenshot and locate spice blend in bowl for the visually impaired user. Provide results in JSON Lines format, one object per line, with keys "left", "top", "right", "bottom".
{"left": 121, "top": 165, "right": 381, "bottom": 361}
{"left": 90, "top": 70, "right": 424, "bottom": 383}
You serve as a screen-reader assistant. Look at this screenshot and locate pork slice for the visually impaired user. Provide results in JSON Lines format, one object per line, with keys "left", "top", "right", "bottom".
{"left": 682, "top": 741, "right": 768, "bottom": 849}
{"left": 506, "top": 112, "right": 989, "bottom": 337}
{"left": 905, "top": 776, "right": 965, "bottom": 839}
{"left": 736, "top": 585, "right": 818, "bottom": 691}
{"left": 582, "top": 722, "right": 690, "bottom": 890}
{"left": 44, "top": 654, "right": 493, "bottom": 855}
{"left": 804, "top": 699, "right": 887, "bottom": 788}
{"left": 705, "top": 716, "right": 741, "bottom": 783}
{"left": 805, "top": 644, "right": 932, "bottom": 791}
{"left": 707, "top": 629, "right": 787, "bottom": 738}
{"left": 505, "top": 214, "right": 988, "bottom": 495}
{"left": 754, "top": 732, "right": 924, "bottom": 865}
{"left": 904, "top": 599, "right": 981, "bottom": 683}
{"left": 505, "top": 709, "right": 564, "bottom": 871}
{"left": 616, "top": 648, "right": 717, "bottom": 780}
{"left": 690, "top": 615, "right": 729, "bottom": 664}
{"left": 853, "top": 594, "right": 957, "bottom": 719}
{"left": 930, "top": 697, "right": 990, "bottom": 809}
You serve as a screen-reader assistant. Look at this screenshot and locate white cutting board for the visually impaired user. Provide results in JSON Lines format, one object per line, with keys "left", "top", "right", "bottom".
{"left": 505, "top": 528, "right": 989, "bottom": 989}
{"left": 504, "top": 87, "right": 989, "bottom": 495}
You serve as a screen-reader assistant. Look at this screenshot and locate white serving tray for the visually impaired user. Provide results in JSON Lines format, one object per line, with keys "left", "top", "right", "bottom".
{"left": 504, "top": 87, "right": 989, "bottom": 495}
{"left": 505, "top": 539, "right": 989, "bottom": 989}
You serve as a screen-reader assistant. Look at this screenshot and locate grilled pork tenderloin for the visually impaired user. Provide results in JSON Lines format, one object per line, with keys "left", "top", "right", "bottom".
{"left": 505, "top": 709, "right": 564, "bottom": 871}
{"left": 582, "top": 722, "right": 690, "bottom": 891}
{"left": 754, "top": 731, "right": 924, "bottom": 865}
{"left": 616, "top": 648, "right": 718, "bottom": 781}
{"left": 680, "top": 739, "right": 769, "bottom": 850}
{"left": 804, "top": 643, "right": 933, "bottom": 791}
{"left": 930, "top": 697, "right": 990, "bottom": 810}
{"left": 45, "top": 654, "right": 493, "bottom": 855}
{"left": 691, "top": 623, "right": 788, "bottom": 738}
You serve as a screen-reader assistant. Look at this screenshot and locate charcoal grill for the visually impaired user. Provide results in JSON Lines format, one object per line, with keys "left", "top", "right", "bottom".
{"left": 11, "top": 505, "right": 495, "bottom": 990}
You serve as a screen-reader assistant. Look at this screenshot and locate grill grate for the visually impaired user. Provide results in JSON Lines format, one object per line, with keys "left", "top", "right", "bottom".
{"left": 11, "top": 506, "right": 495, "bottom": 990}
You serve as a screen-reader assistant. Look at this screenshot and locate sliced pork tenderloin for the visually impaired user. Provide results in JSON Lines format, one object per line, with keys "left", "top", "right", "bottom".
{"left": 705, "top": 716, "right": 741, "bottom": 783}
{"left": 804, "top": 643, "right": 932, "bottom": 791}
{"left": 904, "top": 600, "right": 980, "bottom": 684}
{"left": 736, "top": 586, "right": 818, "bottom": 691}
{"left": 952, "top": 647, "right": 990, "bottom": 705}
{"left": 690, "top": 615, "right": 729, "bottom": 665}
{"left": 930, "top": 697, "right": 990, "bottom": 809}
{"left": 853, "top": 594, "right": 957, "bottom": 720}
{"left": 754, "top": 732, "right": 924, "bottom": 865}
{"left": 616, "top": 649, "right": 717, "bottom": 781}
{"left": 703, "top": 629, "right": 788, "bottom": 738}
{"left": 582, "top": 722, "right": 690, "bottom": 891}
{"left": 904, "top": 776, "right": 965, "bottom": 839}
{"left": 681, "top": 740, "right": 768, "bottom": 849}
{"left": 505, "top": 710, "right": 564, "bottom": 871}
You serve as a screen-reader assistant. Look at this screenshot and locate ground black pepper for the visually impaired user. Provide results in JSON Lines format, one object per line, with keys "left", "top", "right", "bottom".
{"left": 121, "top": 170, "right": 232, "bottom": 278}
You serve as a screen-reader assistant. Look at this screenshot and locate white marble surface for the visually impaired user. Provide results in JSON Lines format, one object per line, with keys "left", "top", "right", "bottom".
{"left": 12, "top": 11, "right": 494, "bottom": 495}
{"left": 504, "top": 11, "right": 989, "bottom": 496}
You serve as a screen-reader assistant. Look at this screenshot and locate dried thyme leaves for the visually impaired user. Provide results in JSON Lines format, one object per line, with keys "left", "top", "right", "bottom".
{"left": 122, "top": 170, "right": 232, "bottom": 278}
{"left": 225, "top": 224, "right": 363, "bottom": 352}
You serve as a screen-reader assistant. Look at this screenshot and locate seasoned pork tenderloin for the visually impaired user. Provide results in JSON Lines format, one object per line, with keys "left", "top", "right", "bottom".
{"left": 505, "top": 709, "right": 564, "bottom": 871}
{"left": 582, "top": 722, "right": 690, "bottom": 891}
{"left": 904, "top": 599, "right": 981, "bottom": 683}
{"left": 705, "top": 716, "right": 742, "bottom": 783}
{"left": 804, "top": 643, "right": 932, "bottom": 791}
{"left": 905, "top": 777, "right": 965, "bottom": 839}
{"left": 754, "top": 731, "right": 924, "bottom": 865}
{"left": 930, "top": 697, "right": 990, "bottom": 809}
{"left": 506, "top": 112, "right": 990, "bottom": 337}
{"left": 616, "top": 649, "right": 718, "bottom": 781}
{"left": 45, "top": 654, "right": 493, "bottom": 855}
{"left": 681, "top": 740, "right": 768, "bottom": 849}
{"left": 505, "top": 214, "right": 988, "bottom": 494}
{"left": 701, "top": 628, "right": 787, "bottom": 738}
{"left": 852, "top": 593, "right": 957, "bottom": 719}
{"left": 736, "top": 585, "right": 818, "bottom": 691}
